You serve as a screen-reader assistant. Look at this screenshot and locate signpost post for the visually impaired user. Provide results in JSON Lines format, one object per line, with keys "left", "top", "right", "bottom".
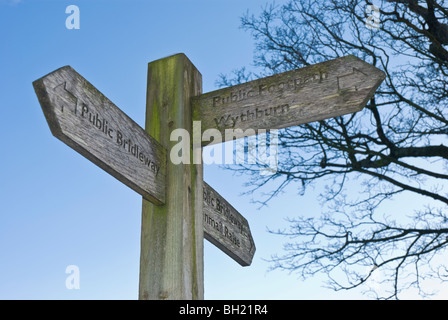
{"left": 139, "top": 54, "right": 204, "bottom": 300}
{"left": 33, "top": 53, "right": 385, "bottom": 300}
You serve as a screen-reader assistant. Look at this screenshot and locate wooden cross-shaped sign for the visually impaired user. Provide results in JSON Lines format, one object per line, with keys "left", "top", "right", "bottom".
{"left": 33, "top": 54, "right": 385, "bottom": 300}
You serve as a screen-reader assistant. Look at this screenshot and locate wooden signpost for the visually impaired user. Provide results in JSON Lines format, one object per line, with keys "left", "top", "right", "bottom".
{"left": 33, "top": 53, "right": 385, "bottom": 300}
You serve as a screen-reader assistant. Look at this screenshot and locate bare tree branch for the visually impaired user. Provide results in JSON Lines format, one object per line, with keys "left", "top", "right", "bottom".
{"left": 218, "top": 0, "right": 448, "bottom": 299}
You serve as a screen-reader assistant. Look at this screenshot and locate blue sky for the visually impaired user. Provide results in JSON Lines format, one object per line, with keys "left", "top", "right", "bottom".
{"left": 1, "top": 0, "right": 446, "bottom": 300}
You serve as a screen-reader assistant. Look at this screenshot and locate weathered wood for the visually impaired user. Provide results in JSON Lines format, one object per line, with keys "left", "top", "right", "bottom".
{"left": 192, "top": 55, "right": 385, "bottom": 144}
{"left": 139, "top": 54, "right": 204, "bottom": 300}
{"left": 203, "top": 182, "right": 255, "bottom": 267}
{"left": 33, "top": 66, "right": 166, "bottom": 205}
{"left": 33, "top": 53, "right": 386, "bottom": 300}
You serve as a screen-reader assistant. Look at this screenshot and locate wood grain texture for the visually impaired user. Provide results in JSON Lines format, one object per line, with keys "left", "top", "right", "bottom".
{"left": 139, "top": 54, "right": 204, "bottom": 300}
{"left": 203, "top": 182, "right": 255, "bottom": 267}
{"left": 33, "top": 66, "right": 166, "bottom": 205}
{"left": 192, "top": 55, "right": 385, "bottom": 145}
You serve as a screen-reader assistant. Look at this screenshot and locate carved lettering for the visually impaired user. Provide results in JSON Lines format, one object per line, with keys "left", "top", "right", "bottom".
{"left": 79, "top": 101, "right": 161, "bottom": 176}
{"left": 213, "top": 104, "right": 290, "bottom": 129}
{"left": 212, "top": 71, "right": 328, "bottom": 108}
{"left": 203, "top": 188, "right": 244, "bottom": 234}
